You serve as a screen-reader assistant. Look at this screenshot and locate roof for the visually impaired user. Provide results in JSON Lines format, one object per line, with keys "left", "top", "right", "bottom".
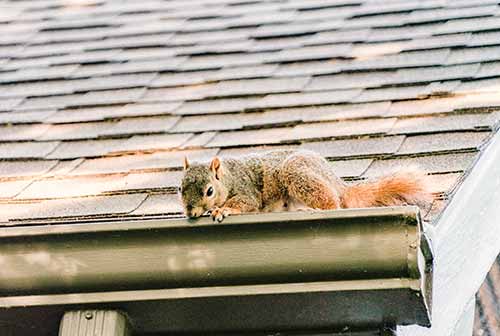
{"left": 0, "top": 0, "right": 500, "bottom": 333}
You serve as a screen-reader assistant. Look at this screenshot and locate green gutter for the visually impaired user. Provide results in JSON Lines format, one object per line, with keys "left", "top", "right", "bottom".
{"left": 0, "top": 206, "right": 433, "bottom": 335}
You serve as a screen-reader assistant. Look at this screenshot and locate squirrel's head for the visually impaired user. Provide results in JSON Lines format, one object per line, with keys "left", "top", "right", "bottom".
{"left": 180, "top": 156, "right": 228, "bottom": 218}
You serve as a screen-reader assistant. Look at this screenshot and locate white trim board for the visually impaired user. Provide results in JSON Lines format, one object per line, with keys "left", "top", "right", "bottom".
{"left": 398, "top": 129, "right": 500, "bottom": 336}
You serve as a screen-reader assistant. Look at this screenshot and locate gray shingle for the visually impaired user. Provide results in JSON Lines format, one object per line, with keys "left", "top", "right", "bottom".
{"left": 390, "top": 113, "right": 494, "bottom": 135}
{"left": 0, "top": 80, "right": 79, "bottom": 99}
{"left": 300, "top": 135, "right": 405, "bottom": 158}
{"left": 0, "top": 124, "right": 51, "bottom": 141}
{"left": 38, "top": 122, "right": 116, "bottom": 141}
{"left": 270, "top": 44, "right": 353, "bottom": 63}
{"left": 0, "top": 160, "right": 58, "bottom": 178}
{"left": 46, "top": 106, "right": 125, "bottom": 123}
{"left": 43, "top": 159, "right": 83, "bottom": 177}
{"left": 180, "top": 52, "right": 275, "bottom": 71}
{"left": 74, "top": 88, "right": 147, "bottom": 106}
{"left": 176, "top": 40, "right": 253, "bottom": 56}
{"left": 446, "top": 46, "right": 500, "bottom": 65}
{"left": 301, "top": 102, "right": 392, "bottom": 122}
{"left": 46, "top": 139, "right": 126, "bottom": 159}
{"left": 397, "top": 132, "right": 490, "bottom": 155}
{"left": 0, "top": 109, "right": 55, "bottom": 124}
{"left": 353, "top": 85, "right": 428, "bottom": 103}
{"left": 73, "top": 73, "right": 157, "bottom": 92}
{"left": 0, "top": 194, "right": 147, "bottom": 221}
{"left": 218, "top": 145, "right": 299, "bottom": 158}
{"left": 0, "top": 141, "right": 59, "bottom": 159}
{"left": 274, "top": 60, "right": 345, "bottom": 77}
{"left": 0, "top": 98, "right": 24, "bottom": 111}
{"left": 171, "top": 114, "right": 246, "bottom": 132}
{"left": 304, "top": 29, "right": 371, "bottom": 45}
{"left": 0, "top": 180, "right": 33, "bottom": 199}
{"left": 457, "top": 92, "right": 500, "bottom": 110}
{"left": 209, "top": 64, "right": 278, "bottom": 81}
{"left": 255, "top": 89, "right": 362, "bottom": 109}
{"left": 363, "top": 152, "right": 478, "bottom": 177}
{"left": 100, "top": 116, "right": 180, "bottom": 137}
{"left": 425, "top": 80, "right": 462, "bottom": 96}
{"left": 168, "top": 28, "right": 252, "bottom": 45}
{"left": 406, "top": 5, "right": 497, "bottom": 25}
{"left": 71, "top": 148, "right": 219, "bottom": 175}
{"left": 181, "top": 132, "right": 216, "bottom": 148}
{"left": 116, "top": 102, "right": 182, "bottom": 118}
{"left": 206, "top": 127, "right": 293, "bottom": 147}
{"left": 141, "top": 84, "right": 215, "bottom": 103}
{"left": 71, "top": 58, "right": 186, "bottom": 77}
{"left": 17, "top": 94, "right": 86, "bottom": 111}
{"left": 330, "top": 159, "right": 373, "bottom": 178}
{"left": 286, "top": 118, "right": 397, "bottom": 141}
{"left": 475, "top": 62, "right": 500, "bottom": 79}
{"left": 173, "top": 97, "right": 260, "bottom": 115}
{"left": 468, "top": 31, "right": 500, "bottom": 47}
{"left": 248, "top": 35, "right": 309, "bottom": 53}
{"left": 386, "top": 97, "right": 462, "bottom": 117}
{"left": 242, "top": 110, "right": 304, "bottom": 128}
{"left": 455, "top": 77, "right": 500, "bottom": 94}
{"left": 131, "top": 193, "right": 183, "bottom": 216}
{"left": 150, "top": 70, "right": 214, "bottom": 88}
{"left": 392, "top": 64, "right": 480, "bottom": 85}
{"left": 0, "top": 65, "right": 79, "bottom": 83}
{"left": 114, "top": 47, "right": 179, "bottom": 62}
{"left": 305, "top": 71, "right": 396, "bottom": 91}
{"left": 404, "top": 33, "right": 471, "bottom": 52}
{"left": 111, "top": 133, "right": 193, "bottom": 153}
{"left": 251, "top": 22, "right": 330, "bottom": 39}
{"left": 86, "top": 34, "right": 175, "bottom": 50}
{"left": 209, "top": 76, "right": 310, "bottom": 97}
{"left": 343, "top": 13, "right": 408, "bottom": 30}
{"left": 345, "top": 49, "right": 450, "bottom": 70}
{"left": 438, "top": 16, "right": 500, "bottom": 35}
{"left": 366, "top": 23, "right": 442, "bottom": 42}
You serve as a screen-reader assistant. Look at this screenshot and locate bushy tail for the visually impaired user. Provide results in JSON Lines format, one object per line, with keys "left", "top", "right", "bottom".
{"left": 341, "top": 167, "right": 432, "bottom": 209}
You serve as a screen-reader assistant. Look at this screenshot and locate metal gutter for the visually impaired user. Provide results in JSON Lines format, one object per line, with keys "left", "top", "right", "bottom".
{"left": 0, "top": 206, "right": 433, "bottom": 335}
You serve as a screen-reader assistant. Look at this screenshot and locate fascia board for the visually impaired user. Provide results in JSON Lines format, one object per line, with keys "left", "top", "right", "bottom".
{"left": 398, "top": 129, "right": 500, "bottom": 336}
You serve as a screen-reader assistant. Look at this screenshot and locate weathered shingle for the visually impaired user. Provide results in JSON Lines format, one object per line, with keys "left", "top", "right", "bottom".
{"left": 0, "top": 124, "right": 50, "bottom": 141}
{"left": 286, "top": 118, "right": 397, "bottom": 141}
{"left": 0, "top": 193, "right": 147, "bottom": 222}
{"left": 46, "top": 139, "right": 126, "bottom": 159}
{"left": 300, "top": 136, "right": 405, "bottom": 159}
{"left": 0, "top": 141, "right": 59, "bottom": 159}
{"left": 0, "top": 160, "right": 58, "bottom": 179}
{"left": 397, "top": 132, "right": 490, "bottom": 155}
{"left": 99, "top": 116, "right": 180, "bottom": 137}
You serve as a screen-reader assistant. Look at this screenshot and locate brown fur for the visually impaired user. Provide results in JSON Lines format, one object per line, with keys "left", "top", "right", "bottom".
{"left": 180, "top": 150, "right": 432, "bottom": 221}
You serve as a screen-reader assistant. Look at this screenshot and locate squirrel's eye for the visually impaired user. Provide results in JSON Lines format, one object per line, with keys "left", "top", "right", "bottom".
{"left": 206, "top": 186, "right": 214, "bottom": 197}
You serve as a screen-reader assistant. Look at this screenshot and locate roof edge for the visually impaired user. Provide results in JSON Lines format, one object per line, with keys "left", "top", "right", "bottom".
{"left": 399, "top": 129, "right": 500, "bottom": 336}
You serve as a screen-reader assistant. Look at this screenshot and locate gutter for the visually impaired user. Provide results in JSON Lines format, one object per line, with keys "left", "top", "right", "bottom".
{"left": 0, "top": 206, "right": 433, "bottom": 335}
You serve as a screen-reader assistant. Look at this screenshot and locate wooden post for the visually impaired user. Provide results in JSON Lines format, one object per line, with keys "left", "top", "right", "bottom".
{"left": 59, "top": 310, "right": 129, "bottom": 336}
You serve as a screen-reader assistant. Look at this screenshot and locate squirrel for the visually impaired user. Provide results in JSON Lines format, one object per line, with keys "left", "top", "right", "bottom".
{"left": 180, "top": 149, "right": 432, "bottom": 222}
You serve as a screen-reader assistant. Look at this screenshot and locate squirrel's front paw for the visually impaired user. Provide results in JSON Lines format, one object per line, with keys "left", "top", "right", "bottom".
{"left": 210, "top": 207, "right": 230, "bottom": 223}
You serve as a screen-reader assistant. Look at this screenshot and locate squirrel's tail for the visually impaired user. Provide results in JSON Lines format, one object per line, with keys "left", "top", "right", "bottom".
{"left": 341, "top": 167, "right": 432, "bottom": 209}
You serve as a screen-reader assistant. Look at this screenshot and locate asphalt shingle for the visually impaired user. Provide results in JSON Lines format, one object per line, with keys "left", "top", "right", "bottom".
{"left": 300, "top": 136, "right": 405, "bottom": 159}
{"left": 0, "top": 141, "right": 59, "bottom": 159}
{"left": 397, "top": 132, "right": 490, "bottom": 155}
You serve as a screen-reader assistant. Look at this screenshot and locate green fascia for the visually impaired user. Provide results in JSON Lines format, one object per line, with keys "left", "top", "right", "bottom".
{"left": 0, "top": 206, "right": 433, "bottom": 335}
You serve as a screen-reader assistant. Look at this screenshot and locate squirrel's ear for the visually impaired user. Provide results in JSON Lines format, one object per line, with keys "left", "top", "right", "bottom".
{"left": 183, "top": 156, "right": 190, "bottom": 170}
{"left": 210, "top": 157, "right": 223, "bottom": 180}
